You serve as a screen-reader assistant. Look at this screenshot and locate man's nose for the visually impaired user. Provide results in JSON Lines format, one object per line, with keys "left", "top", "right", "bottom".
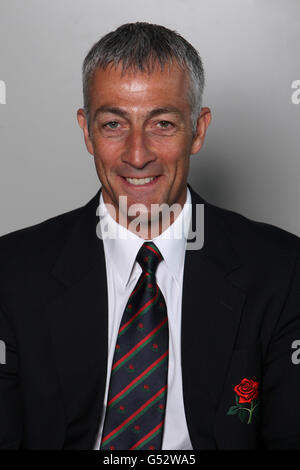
{"left": 122, "top": 128, "right": 155, "bottom": 168}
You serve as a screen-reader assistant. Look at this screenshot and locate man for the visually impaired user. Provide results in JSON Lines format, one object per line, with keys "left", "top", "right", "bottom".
{"left": 1, "top": 22, "right": 300, "bottom": 450}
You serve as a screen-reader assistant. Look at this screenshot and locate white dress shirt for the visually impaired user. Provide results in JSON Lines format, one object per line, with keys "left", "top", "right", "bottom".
{"left": 93, "top": 187, "right": 193, "bottom": 450}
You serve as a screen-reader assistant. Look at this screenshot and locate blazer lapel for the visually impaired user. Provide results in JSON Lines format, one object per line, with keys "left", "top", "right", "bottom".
{"left": 45, "top": 190, "right": 108, "bottom": 449}
{"left": 181, "top": 184, "right": 246, "bottom": 449}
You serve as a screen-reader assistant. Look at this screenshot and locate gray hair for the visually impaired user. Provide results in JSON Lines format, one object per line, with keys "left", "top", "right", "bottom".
{"left": 82, "top": 22, "right": 205, "bottom": 135}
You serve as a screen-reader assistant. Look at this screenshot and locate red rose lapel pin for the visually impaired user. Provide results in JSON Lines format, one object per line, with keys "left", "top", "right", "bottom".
{"left": 227, "top": 378, "right": 259, "bottom": 424}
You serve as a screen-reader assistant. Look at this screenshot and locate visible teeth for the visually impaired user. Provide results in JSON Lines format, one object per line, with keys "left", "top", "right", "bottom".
{"left": 125, "top": 176, "right": 156, "bottom": 185}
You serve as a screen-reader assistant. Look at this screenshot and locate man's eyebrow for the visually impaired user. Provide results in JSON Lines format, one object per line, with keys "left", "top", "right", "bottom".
{"left": 147, "top": 106, "right": 183, "bottom": 119}
{"left": 93, "top": 105, "right": 183, "bottom": 121}
{"left": 93, "top": 106, "right": 129, "bottom": 121}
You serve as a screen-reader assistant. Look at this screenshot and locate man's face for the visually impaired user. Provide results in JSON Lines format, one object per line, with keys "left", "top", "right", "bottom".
{"left": 77, "top": 62, "right": 210, "bottom": 233}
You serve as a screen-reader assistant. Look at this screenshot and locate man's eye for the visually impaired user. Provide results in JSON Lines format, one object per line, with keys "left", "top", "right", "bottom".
{"left": 104, "top": 121, "right": 120, "bottom": 129}
{"left": 157, "top": 121, "right": 173, "bottom": 128}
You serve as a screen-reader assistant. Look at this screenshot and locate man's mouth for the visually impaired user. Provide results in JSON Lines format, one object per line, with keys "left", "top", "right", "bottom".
{"left": 121, "top": 176, "right": 160, "bottom": 187}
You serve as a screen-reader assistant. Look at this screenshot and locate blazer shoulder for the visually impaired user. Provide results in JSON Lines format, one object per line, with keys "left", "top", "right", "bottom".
{"left": 208, "top": 202, "right": 300, "bottom": 262}
{"left": 0, "top": 202, "right": 87, "bottom": 280}
{"left": 1, "top": 205, "right": 80, "bottom": 246}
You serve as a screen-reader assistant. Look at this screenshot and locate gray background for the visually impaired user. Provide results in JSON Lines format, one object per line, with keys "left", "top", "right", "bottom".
{"left": 0, "top": 0, "right": 299, "bottom": 236}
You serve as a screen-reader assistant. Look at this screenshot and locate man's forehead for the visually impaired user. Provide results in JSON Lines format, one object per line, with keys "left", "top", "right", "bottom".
{"left": 87, "top": 62, "right": 192, "bottom": 121}
{"left": 89, "top": 61, "right": 189, "bottom": 90}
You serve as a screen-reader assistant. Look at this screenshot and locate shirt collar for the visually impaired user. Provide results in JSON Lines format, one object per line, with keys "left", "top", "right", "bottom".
{"left": 99, "top": 187, "right": 192, "bottom": 289}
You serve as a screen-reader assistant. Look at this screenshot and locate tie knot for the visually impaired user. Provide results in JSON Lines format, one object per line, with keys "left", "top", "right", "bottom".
{"left": 136, "top": 242, "right": 163, "bottom": 275}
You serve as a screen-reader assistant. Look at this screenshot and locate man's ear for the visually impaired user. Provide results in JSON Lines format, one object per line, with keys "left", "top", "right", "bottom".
{"left": 77, "top": 108, "right": 94, "bottom": 156}
{"left": 191, "top": 107, "right": 212, "bottom": 155}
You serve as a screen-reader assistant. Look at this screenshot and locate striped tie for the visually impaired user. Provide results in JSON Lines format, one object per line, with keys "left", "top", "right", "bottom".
{"left": 100, "top": 242, "right": 169, "bottom": 450}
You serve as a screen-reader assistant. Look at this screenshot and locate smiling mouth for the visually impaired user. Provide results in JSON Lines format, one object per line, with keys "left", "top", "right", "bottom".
{"left": 121, "top": 176, "right": 160, "bottom": 186}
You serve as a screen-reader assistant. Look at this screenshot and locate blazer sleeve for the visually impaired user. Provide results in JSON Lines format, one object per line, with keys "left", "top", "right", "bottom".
{"left": 0, "top": 302, "right": 22, "bottom": 449}
{"left": 261, "top": 251, "right": 300, "bottom": 449}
